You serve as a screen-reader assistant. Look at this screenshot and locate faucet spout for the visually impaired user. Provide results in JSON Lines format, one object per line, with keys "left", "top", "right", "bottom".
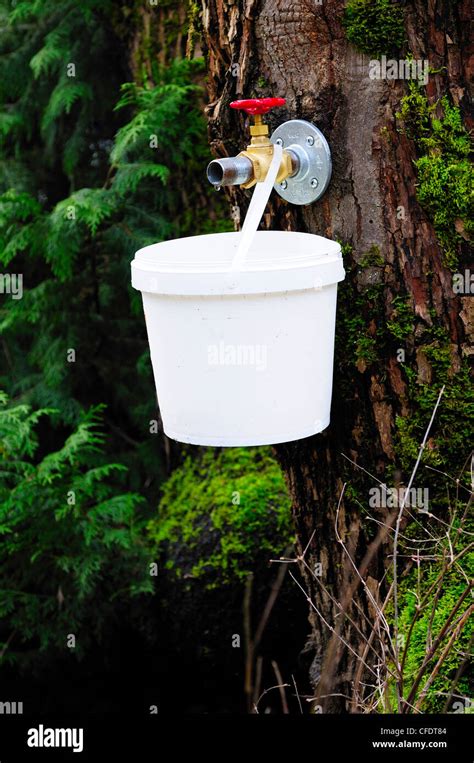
{"left": 207, "top": 156, "right": 254, "bottom": 187}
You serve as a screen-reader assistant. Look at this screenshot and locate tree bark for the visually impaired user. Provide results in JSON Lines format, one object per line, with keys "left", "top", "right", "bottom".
{"left": 200, "top": 0, "right": 472, "bottom": 711}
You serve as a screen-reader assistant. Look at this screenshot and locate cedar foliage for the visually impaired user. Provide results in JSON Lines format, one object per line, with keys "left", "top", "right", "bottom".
{"left": 0, "top": 0, "right": 230, "bottom": 669}
{"left": 0, "top": 392, "right": 153, "bottom": 670}
{"left": 0, "top": 0, "right": 225, "bottom": 459}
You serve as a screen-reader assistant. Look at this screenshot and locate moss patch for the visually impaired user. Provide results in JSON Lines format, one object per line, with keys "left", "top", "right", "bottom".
{"left": 386, "top": 296, "right": 414, "bottom": 342}
{"left": 336, "top": 242, "right": 388, "bottom": 373}
{"left": 360, "top": 244, "right": 385, "bottom": 268}
{"left": 396, "top": 537, "right": 473, "bottom": 712}
{"left": 395, "top": 349, "right": 473, "bottom": 486}
{"left": 336, "top": 248, "right": 472, "bottom": 489}
{"left": 343, "top": 0, "right": 405, "bottom": 59}
{"left": 397, "top": 84, "right": 473, "bottom": 269}
{"left": 147, "top": 447, "right": 293, "bottom": 585}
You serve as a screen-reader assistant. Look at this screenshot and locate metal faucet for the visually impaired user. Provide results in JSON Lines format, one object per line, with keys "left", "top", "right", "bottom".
{"left": 207, "top": 97, "right": 332, "bottom": 206}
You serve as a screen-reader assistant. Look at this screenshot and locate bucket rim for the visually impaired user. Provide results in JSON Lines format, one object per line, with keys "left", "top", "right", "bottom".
{"left": 131, "top": 230, "right": 345, "bottom": 295}
{"left": 133, "top": 230, "right": 341, "bottom": 271}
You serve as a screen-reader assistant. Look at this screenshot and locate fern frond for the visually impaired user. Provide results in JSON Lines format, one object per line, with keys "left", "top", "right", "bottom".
{"left": 29, "top": 28, "right": 69, "bottom": 78}
{"left": 112, "top": 162, "right": 169, "bottom": 196}
{"left": 41, "top": 81, "right": 93, "bottom": 133}
{"left": 0, "top": 111, "right": 24, "bottom": 141}
{"left": 52, "top": 188, "right": 115, "bottom": 232}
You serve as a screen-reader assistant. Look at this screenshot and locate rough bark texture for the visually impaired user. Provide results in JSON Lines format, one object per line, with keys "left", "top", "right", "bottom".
{"left": 200, "top": 0, "right": 472, "bottom": 711}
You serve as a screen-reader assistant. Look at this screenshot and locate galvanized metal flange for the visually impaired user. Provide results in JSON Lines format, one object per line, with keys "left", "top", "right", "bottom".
{"left": 270, "top": 119, "right": 332, "bottom": 205}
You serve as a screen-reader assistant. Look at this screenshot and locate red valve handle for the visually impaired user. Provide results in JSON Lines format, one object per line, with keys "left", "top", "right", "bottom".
{"left": 230, "top": 97, "right": 286, "bottom": 116}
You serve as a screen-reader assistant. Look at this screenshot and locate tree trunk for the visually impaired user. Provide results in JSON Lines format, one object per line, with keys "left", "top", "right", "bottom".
{"left": 200, "top": 0, "right": 472, "bottom": 711}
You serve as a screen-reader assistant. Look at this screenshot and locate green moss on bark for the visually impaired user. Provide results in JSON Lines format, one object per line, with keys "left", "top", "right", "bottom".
{"left": 394, "top": 344, "right": 473, "bottom": 486}
{"left": 343, "top": 0, "right": 405, "bottom": 58}
{"left": 386, "top": 297, "right": 414, "bottom": 342}
{"left": 397, "top": 84, "right": 473, "bottom": 269}
{"left": 147, "top": 448, "right": 293, "bottom": 586}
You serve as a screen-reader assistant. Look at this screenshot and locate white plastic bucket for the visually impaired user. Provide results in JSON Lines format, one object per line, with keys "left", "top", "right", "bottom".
{"left": 131, "top": 230, "right": 345, "bottom": 446}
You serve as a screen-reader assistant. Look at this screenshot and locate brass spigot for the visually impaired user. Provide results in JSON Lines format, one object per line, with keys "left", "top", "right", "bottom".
{"left": 207, "top": 97, "right": 297, "bottom": 189}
